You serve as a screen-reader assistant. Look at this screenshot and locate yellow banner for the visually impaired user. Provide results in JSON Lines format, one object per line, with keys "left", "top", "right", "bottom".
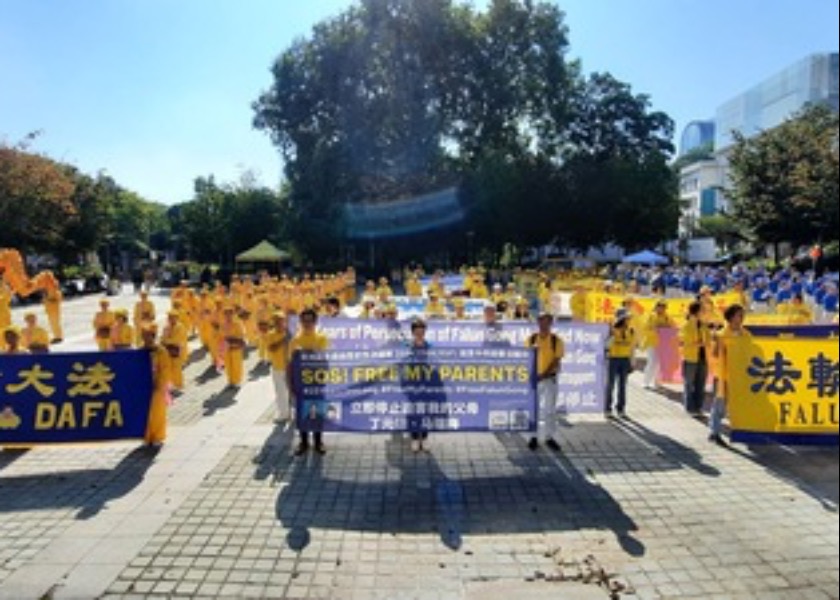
{"left": 727, "top": 337, "right": 839, "bottom": 441}
{"left": 744, "top": 313, "right": 798, "bottom": 326}
{"left": 581, "top": 292, "right": 742, "bottom": 323}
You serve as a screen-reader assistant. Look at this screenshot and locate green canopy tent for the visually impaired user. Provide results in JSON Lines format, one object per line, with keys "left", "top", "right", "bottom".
{"left": 234, "top": 240, "right": 290, "bottom": 275}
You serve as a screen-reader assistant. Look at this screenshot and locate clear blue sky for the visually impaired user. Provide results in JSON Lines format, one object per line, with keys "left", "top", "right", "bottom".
{"left": 1, "top": 0, "right": 837, "bottom": 205}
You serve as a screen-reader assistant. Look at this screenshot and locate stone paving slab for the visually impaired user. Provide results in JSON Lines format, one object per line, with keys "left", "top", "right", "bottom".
{"left": 96, "top": 385, "right": 837, "bottom": 600}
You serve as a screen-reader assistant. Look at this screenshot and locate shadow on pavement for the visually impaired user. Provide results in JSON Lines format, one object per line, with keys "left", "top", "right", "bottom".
{"left": 266, "top": 431, "right": 646, "bottom": 557}
{"left": 248, "top": 361, "right": 271, "bottom": 380}
{"left": 194, "top": 364, "right": 222, "bottom": 385}
{"left": 202, "top": 386, "right": 239, "bottom": 416}
{"left": 607, "top": 416, "right": 721, "bottom": 477}
{"left": 727, "top": 443, "right": 839, "bottom": 512}
{"left": 0, "top": 445, "right": 159, "bottom": 519}
{"left": 0, "top": 448, "right": 30, "bottom": 472}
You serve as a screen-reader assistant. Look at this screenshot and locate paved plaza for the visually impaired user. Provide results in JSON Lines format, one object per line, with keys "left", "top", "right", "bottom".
{"left": 1, "top": 292, "right": 838, "bottom": 599}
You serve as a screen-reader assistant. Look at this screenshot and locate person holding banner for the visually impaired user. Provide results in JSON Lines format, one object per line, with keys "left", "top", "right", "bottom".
{"left": 680, "top": 300, "right": 711, "bottom": 415}
{"left": 709, "top": 304, "right": 751, "bottom": 446}
{"left": 642, "top": 300, "right": 674, "bottom": 389}
{"left": 265, "top": 311, "right": 292, "bottom": 424}
{"left": 408, "top": 317, "right": 432, "bottom": 452}
{"left": 290, "top": 308, "right": 330, "bottom": 455}
{"left": 526, "top": 311, "right": 564, "bottom": 451}
{"left": 787, "top": 293, "right": 813, "bottom": 325}
{"left": 605, "top": 309, "right": 635, "bottom": 418}
{"left": 141, "top": 323, "right": 169, "bottom": 447}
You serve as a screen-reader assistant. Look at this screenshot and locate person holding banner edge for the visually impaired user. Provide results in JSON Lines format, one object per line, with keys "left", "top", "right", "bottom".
{"left": 408, "top": 317, "right": 432, "bottom": 452}
{"left": 525, "top": 311, "right": 564, "bottom": 451}
{"left": 289, "top": 308, "right": 330, "bottom": 455}
{"left": 680, "top": 300, "right": 711, "bottom": 416}
{"left": 709, "top": 304, "right": 751, "bottom": 446}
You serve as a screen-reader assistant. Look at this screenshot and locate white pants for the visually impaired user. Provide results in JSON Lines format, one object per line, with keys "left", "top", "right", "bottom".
{"left": 643, "top": 347, "right": 657, "bottom": 388}
{"left": 272, "top": 368, "right": 291, "bottom": 420}
{"left": 536, "top": 379, "right": 558, "bottom": 441}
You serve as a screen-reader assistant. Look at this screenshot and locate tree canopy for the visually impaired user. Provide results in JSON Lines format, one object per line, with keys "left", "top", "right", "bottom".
{"left": 728, "top": 103, "right": 839, "bottom": 248}
{"left": 254, "top": 0, "right": 679, "bottom": 264}
{"left": 1, "top": 136, "right": 169, "bottom": 272}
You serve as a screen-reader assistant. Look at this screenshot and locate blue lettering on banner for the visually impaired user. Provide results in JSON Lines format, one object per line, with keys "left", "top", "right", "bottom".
{"left": 308, "top": 318, "right": 608, "bottom": 414}
{"left": 292, "top": 347, "right": 538, "bottom": 433}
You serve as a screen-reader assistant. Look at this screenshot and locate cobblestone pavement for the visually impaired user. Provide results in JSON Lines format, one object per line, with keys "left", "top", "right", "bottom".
{"left": 1, "top": 292, "right": 838, "bottom": 599}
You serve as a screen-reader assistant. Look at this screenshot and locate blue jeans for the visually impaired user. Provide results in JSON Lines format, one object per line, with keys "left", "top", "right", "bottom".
{"left": 606, "top": 357, "right": 631, "bottom": 412}
{"left": 682, "top": 360, "right": 708, "bottom": 413}
{"left": 709, "top": 396, "right": 726, "bottom": 436}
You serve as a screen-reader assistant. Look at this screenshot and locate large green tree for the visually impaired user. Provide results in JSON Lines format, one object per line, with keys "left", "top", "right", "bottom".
{"left": 254, "top": 0, "right": 678, "bottom": 263}
{"left": 178, "top": 175, "right": 289, "bottom": 265}
{"left": 728, "top": 104, "right": 839, "bottom": 249}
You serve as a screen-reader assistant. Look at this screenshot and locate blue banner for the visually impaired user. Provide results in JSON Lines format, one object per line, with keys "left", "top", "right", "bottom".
{"left": 313, "top": 318, "right": 608, "bottom": 414}
{"left": 418, "top": 274, "right": 466, "bottom": 292}
{"left": 292, "top": 347, "right": 537, "bottom": 433}
{"left": 0, "top": 350, "right": 153, "bottom": 445}
{"left": 746, "top": 324, "right": 839, "bottom": 338}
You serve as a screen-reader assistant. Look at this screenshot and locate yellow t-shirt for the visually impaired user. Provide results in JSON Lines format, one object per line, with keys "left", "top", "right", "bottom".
{"left": 642, "top": 312, "right": 674, "bottom": 349}
{"left": 264, "top": 329, "right": 290, "bottom": 370}
{"left": 607, "top": 326, "right": 636, "bottom": 359}
{"left": 93, "top": 311, "right": 115, "bottom": 339}
{"left": 526, "top": 332, "right": 565, "bottom": 378}
{"left": 290, "top": 330, "right": 330, "bottom": 353}
{"left": 714, "top": 325, "right": 752, "bottom": 383}
{"left": 112, "top": 323, "right": 135, "bottom": 348}
{"left": 22, "top": 326, "right": 50, "bottom": 350}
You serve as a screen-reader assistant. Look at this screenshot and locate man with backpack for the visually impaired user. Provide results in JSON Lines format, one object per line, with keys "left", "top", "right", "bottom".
{"left": 525, "top": 311, "right": 564, "bottom": 451}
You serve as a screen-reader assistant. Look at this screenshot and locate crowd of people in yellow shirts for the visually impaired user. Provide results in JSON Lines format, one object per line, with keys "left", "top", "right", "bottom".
{"left": 2, "top": 263, "right": 827, "bottom": 452}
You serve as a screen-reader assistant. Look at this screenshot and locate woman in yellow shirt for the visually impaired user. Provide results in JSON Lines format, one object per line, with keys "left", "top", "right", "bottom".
{"left": 605, "top": 309, "right": 635, "bottom": 417}
{"left": 642, "top": 300, "right": 674, "bottom": 389}
{"left": 709, "top": 304, "right": 751, "bottom": 445}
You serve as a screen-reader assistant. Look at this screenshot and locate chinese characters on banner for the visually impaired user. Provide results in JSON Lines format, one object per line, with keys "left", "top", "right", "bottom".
{"left": 0, "top": 350, "right": 153, "bottom": 445}
{"left": 291, "top": 347, "right": 537, "bottom": 433}
{"left": 727, "top": 337, "right": 839, "bottom": 445}
{"left": 306, "top": 318, "right": 608, "bottom": 414}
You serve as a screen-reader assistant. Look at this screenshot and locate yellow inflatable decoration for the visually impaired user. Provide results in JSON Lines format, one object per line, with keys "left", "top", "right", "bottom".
{"left": 0, "top": 248, "right": 60, "bottom": 296}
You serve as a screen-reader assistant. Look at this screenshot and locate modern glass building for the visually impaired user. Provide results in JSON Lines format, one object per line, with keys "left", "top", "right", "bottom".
{"left": 715, "top": 52, "right": 839, "bottom": 150}
{"left": 679, "top": 120, "right": 715, "bottom": 156}
{"left": 678, "top": 52, "right": 839, "bottom": 244}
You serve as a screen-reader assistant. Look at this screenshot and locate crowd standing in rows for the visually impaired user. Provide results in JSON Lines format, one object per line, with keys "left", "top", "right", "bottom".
{"left": 2, "top": 260, "right": 837, "bottom": 451}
